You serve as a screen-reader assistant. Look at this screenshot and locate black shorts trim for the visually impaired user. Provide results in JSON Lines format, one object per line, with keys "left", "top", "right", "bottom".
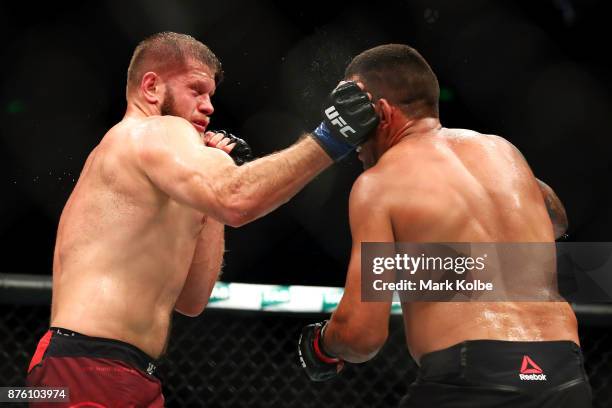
{"left": 401, "top": 340, "right": 592, "bottom": 408}
{"left": 47, "top": 326, "right": 158, "bottom": 375}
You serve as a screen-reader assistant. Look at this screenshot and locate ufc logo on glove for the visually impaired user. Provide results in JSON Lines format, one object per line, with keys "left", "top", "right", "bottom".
{"left": 324, "top": 106, "right": 356, "bottom": 138}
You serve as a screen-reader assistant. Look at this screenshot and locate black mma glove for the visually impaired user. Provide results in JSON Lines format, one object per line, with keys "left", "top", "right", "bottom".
{"left": 209, "top": 130, "right": 253, "bottom": 166}
{"left": 298, "top": 321, "right": 344, "bottom": 381}
{"left": 311, "top": 81, "right": 379, "bottom": 161}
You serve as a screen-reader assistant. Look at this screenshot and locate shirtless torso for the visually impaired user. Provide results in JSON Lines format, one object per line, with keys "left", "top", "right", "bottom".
{"left": 365, "top": 127, "right": 578, "bottom": 361}
{"left": 50, "top": 117, "right": 222, "bottom": 358}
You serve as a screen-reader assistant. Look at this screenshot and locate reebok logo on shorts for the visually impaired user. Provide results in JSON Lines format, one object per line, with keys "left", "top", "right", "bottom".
{"left": 519, "top": 355, "right": 547, "bottom": 381}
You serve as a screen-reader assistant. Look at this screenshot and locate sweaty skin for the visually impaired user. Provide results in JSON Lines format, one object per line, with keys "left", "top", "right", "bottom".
{"left": 51, "top": 59, "right": 333, "bottom": 358}
{"left": 51, "top": 118, "right": 220, "bottom": 358}
{"left": 325, "top": 125, "right": 578, "bottom": 363}
{"left": 388, "top": 129, "right": 577, "bottom": 361}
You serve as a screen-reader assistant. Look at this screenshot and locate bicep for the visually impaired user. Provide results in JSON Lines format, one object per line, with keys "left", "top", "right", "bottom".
{"left": 137, "top": 119, "right": 235, "bottom": 216}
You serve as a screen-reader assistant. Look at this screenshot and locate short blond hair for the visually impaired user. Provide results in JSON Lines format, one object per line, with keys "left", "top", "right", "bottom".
{"left": 126, "top": 31, "right": 223, "bottom": 93}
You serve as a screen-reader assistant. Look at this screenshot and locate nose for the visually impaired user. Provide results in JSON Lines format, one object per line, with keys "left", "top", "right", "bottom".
{"left": 198, "top": 95, "right": 214, "bottom": 116}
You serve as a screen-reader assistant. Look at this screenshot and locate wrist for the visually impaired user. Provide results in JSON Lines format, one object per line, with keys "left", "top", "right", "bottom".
{"left": 311, "top": 122, "right": 354, "bottom": 161}
{"left": 314, "top": 322, "right": 340, "bottom": 363}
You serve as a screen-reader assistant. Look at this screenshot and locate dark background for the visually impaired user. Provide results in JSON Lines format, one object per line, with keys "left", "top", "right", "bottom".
{"left": 1, "top": 0, "right": 610, "bottom": 287}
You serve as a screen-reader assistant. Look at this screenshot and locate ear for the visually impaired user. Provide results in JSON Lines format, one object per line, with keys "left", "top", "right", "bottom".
{"left": 375, "top": 98, "right": 394, "bottom": 129}
{"left": 141, "top": 72, "right": 163, "bottom": 104}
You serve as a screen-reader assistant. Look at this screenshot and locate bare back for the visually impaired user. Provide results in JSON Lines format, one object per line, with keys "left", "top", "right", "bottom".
{"left": 51, "top": 117, "right": 206, "bottom": 358}
{"left": 369, "top": 128, "right": 578, "bottom": 361}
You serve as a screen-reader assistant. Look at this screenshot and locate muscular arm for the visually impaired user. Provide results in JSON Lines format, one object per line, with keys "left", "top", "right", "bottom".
{"left": 322, "top": 175, "right": 393, "bottom": 363}
{"left": 138, "top": 117, "right": 332, "bottom": 227}
{"left": 174, "top": 216, "right": 225, "bottom": 317}
{"left": 536, "top": 179, "right": 568, "bottom": 239}
{"left": 498, "top": 137, "right": 569, "bottom": 239}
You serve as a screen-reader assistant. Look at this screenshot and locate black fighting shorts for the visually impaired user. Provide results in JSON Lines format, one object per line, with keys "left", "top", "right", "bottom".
{"left": 400, "top": 340, "right": 592, "bottom": 408}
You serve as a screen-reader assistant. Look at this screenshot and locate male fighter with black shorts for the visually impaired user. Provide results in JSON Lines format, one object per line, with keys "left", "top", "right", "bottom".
{"left": 26, "top": 31, "right": 377, "bottom": 406}
{"left": 299, "top": 44, "right": 591, "bottom": 407}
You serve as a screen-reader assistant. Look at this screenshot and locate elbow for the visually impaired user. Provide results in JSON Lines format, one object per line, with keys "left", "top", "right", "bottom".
{"left": 553, "top": 219, "right": 568, "bottom": 240}
{"left": 218, "top": 186, "right": 260, "bottom": 227}
{"left": 219, "top": 200, "right": 252, "bottom": 227}
{"left": 186, "top": 171, "right": 252, "bottom": 227}
{"left": 223, "top": 204, "right": 253, "bottom": 227}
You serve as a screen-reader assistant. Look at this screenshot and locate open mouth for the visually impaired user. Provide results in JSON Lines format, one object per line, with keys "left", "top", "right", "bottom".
{"left": 192, "top": 120, "right": 208, "bottom": 132}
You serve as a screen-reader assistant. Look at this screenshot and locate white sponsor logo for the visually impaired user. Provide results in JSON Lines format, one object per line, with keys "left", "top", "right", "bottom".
{"left": 324, "top": 106, "right": 356, "bottom": 138}
{"left": 519, "top": 373, "right": 547, "bottom": 381}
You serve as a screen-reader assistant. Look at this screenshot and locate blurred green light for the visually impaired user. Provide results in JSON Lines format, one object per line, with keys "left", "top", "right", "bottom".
{"left": 7, "top": 100, "right": 25, "bottom": 114}
{"left": 440, "top": 87, "right": 455, "bottom": 102}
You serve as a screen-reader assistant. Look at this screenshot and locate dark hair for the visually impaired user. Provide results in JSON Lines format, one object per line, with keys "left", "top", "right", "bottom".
{"left": 345, "top": 44, "right": 439, "bottom": 118}
{"left": 127, "top": 31, "right": 223, "bottom": 93}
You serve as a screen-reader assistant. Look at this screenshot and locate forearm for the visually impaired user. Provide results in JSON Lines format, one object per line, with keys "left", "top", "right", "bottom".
{"left": 536, "top": 179, "right": 568, "bottom": 239}
{"left": 322, "top": 315, "right": 383, "bottom": 363}
{"left": 216, "top": 135, "right": 332, "bottom": 226}
{"left": 175, "top": 218, "right": 225, "bottom": 316}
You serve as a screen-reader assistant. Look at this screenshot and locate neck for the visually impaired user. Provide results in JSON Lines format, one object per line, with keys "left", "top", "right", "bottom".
{"left": 384, "top": 116, "right": 442, "bottom": 150}
{"left": 124, "top": 95, "right": 160, "bottom": 120}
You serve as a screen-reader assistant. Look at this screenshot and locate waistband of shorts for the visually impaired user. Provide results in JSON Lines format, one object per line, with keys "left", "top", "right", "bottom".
{"left": 418, "top": 340, "right": 584, "bottom": 381}
{"left": 47, "top": 327, "right": 158, "bottom": 375}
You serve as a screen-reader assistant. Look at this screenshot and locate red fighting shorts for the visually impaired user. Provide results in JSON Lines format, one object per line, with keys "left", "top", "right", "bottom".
{"left": 27, "top": 327, "right": 164, "bottom": 408}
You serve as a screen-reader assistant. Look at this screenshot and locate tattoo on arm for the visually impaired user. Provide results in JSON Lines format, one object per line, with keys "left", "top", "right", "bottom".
{"left": 537, "top": 179, "right": 568, "bottom": 239}
{"left": 506, "top": 141, "right": 569, "bottom": 239}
